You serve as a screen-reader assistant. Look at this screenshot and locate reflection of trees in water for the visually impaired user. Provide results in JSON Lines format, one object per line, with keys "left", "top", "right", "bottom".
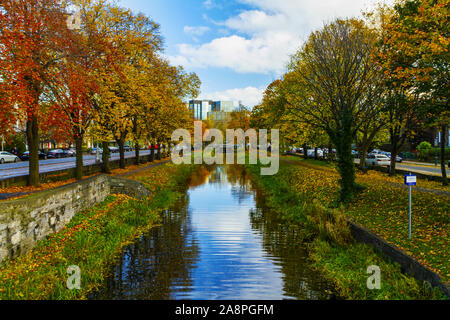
{"left": 248, "top": 178, "right": 335, "bottom": 300}
{"left": 90, "top": 194, "right": 200, "bottom": 300}
{"left": 225, "top": 165, "right": 254, "bottom": 205}
{"left": 188, "top": 166, "right": 211, "bottom": 189}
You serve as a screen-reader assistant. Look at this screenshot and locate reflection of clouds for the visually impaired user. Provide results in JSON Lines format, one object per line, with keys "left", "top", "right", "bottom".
{"left": 187, "top": 175, "right": 286, "bottom": 300}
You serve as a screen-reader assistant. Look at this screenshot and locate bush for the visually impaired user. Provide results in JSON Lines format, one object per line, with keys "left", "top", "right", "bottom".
{"left": 417, "top": 142, "right": 432, "bottom": 161}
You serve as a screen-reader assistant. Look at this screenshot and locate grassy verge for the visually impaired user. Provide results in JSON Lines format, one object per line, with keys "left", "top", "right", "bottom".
{"left": 283, "top": 156, "right": 449, "bottom": 281}
{"left": 0, "top": 163, "right": 195, "bottom": 300}
{"left": 246, "top": 158, "right": 446, "bottom": 300}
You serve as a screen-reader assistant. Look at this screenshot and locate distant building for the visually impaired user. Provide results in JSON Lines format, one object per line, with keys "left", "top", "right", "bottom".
{"left": 187, "top": 100, "right": 234, "bottom": 121}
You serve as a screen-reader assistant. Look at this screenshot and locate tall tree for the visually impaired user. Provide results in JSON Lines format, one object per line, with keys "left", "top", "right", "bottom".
{"left": 378, "top": 0, "right": 449, "bottom": 184}
{"left": 0, "top": 0, "right": 76, "bottom": 186}
{"left": 287, "top": 19, "right": 382, "bottom": 201}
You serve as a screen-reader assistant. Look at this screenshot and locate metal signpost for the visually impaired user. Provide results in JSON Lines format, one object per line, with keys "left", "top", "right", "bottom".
{"left": 404, "top": 173, "right": 417, "bottom": 240}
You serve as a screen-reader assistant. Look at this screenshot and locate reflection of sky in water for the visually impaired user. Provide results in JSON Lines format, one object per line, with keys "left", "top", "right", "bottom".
{"left": 177, "top": 171, "right": 286, "bottom": 300}
{"left": 91, "top": 166, "right": 334, "bottom": 300}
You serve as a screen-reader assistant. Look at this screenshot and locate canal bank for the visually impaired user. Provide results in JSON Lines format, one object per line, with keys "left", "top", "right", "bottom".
{"left": 245, "top": 159, "right": 446, "bottom": 299}
{"left": 0, "top": 163, "right": 197, "bottom": 300}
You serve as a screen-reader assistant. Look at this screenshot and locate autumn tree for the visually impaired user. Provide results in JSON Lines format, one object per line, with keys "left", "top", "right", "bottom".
{"left": 227, "top": 107, "right": 252, "bottom": 131}
{"left": 287, "top": 19, "right": 382, "bottom": 202}
{"left": 378, "top": 0, "right": 449, "bottom": 185}
{"left": 0, "top": 0, "right": 78, "bottom": 186}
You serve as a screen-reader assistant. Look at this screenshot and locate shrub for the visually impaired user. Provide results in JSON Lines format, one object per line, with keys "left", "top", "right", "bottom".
{"left": 417, "top": 142, "right": 432, "bottom": 161}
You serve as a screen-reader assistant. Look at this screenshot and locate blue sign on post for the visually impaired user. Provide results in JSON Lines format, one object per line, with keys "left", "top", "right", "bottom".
{"left": 404, "top": 174, "right": 417, "bottom": 186}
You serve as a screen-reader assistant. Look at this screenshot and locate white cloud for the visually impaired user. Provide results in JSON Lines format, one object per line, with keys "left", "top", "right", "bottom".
{"left": 169, "top": 0, "right": 394, "bottom": 75}
{"left": 203, "top": 0, "right": 216, "bottom": 10}
{"left": 200, "top": 86, "right": 265, "bottom": 109}
{"left": 184, "top": 26, "right": 211, "bottom": 37}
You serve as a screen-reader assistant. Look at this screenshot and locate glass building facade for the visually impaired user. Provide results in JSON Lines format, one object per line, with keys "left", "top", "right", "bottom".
{"left": 188, "top": 100, "right": 234, "bottom": 121}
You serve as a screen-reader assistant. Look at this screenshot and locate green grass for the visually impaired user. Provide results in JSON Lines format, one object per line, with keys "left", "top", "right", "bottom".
{"left": 0, "top": 163, "right": 196, "bottom": 300}
{"left": 245, "top": 159, "right": 446, "bottom": 300}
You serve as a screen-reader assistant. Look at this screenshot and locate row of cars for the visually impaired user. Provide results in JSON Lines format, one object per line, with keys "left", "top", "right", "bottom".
{"left": 290, "top": 147, "right": 336, "bottom": 158}
{"left": 365, "top": 150, "right": 403, "bottom": 167}
{"left": 90, "top": 145, "right": 134, "bottom": 154}
{"left": 290, "top": 147, "right": 403, "bottom": 166}
{"left": 0, "top": 148, "right": 76, "bottom": 164}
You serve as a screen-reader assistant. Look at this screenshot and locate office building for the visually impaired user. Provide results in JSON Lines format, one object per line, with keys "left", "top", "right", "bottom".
{"left": 187, "top": 100, "right": 235, "bottom": 121}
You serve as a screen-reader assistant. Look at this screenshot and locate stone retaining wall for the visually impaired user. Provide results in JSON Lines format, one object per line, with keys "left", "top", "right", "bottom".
{"left": 0, "top": 175, "right": 150, "bottom": 264}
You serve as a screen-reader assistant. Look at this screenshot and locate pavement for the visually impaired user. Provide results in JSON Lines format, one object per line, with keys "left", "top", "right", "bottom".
{"left": 0, "top": 150, "right": 153, "bottom": 180}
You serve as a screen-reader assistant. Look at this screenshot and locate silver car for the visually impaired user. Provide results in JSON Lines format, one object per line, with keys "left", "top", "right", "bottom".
{"left": 366, "top": 154, "right": 390, "bottom": 167}
{"left": 0, "top": 151, "right": 20, "bottom": 164}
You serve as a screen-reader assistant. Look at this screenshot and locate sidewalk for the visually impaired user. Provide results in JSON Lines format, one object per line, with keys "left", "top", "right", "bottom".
{"left": 403, "top": 160, "right": 441, "bottom": 167}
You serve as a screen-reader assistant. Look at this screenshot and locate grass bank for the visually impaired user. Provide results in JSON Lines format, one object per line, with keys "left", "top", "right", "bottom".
{"left": 246, "top": 157, "right": 446, "bottom": 300}
{"left": 0, "top": 163, "right": 195, "bottom": 300}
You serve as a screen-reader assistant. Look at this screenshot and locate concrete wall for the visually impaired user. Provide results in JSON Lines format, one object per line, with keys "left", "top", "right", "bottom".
{"left": 0, "top": 175, "right": 151, "bottom": 264}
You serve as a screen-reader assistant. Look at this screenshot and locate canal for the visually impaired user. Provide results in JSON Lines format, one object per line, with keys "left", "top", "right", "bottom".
{"left": 91, "top": 165, "right": 335, "bottom": 300}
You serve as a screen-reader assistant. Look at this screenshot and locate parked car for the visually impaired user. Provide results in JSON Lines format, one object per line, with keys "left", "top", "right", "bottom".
{"left": 90, "top": 147, "right": 103, "bottom": 154}
{"left": 307, "top": 149, "right": 324, "bottom": 158}
{"left": 123, "top": 145, "right": 133, "bottom": 152}
{"left": 108, "top": 146, "right": 119, "bottom": 153}
{"left": 20, "top": 151, "right": 48, "bottom": 161}
{"left": 388, "top": 154, "right": 402, "bottom": 163}
{"left": 366, "top": 154, "right": 391, "bottom": 167}
{"left": 0, "top": 151, "right": 20, "bottom": 163}
{"left": 65, "top": 148, "right": 76, "bottom": 157}
{"left": 47, "top": 149, "right": 68, "bottom": 158}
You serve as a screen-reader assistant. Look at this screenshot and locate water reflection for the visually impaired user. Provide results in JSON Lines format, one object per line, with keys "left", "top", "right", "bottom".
{"left": 91, "top": 165, "right": 334, "bottom": 300}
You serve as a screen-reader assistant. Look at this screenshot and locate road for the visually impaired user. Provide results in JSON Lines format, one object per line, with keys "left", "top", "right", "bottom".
{"left": 355, "top": 159, "right": 449, "bottom": 176}
{"left": 0, "top": 150, "right": 152, "bottom": 180}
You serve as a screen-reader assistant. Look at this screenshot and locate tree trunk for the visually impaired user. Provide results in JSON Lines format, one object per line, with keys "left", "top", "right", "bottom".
{"left": 102, "top": 141, "right": 111, "bottom": 173}
{"left": 303, "top": 144, "right": 308, "bottom": 159}
{"left": 389, "top": 134, "right": 398, "bottom": 176}
{"left": 117, "top": 139, "right": 125, "bottom": 169}
{"left": 335, "top": 111, "right": 355, "bottom": 202}
{"left": 134, "top": 142, "right": 140, "bottom": 165}
{"left": 26, "top": 115, "right": 40, "bottom": 186}
{"left": 157, "top": 144, "right": 161, "bottom": 160}
{"left": 74, "top": 136, "right": 83, "bottom": 180}
{"left": 314, "top": 147, "right": 319, "bottom": 160}
{"left": 441, "top": 124, "right": 448, "bottom": 186}
{"left": 359, "top": 148, "right": 368, "bottom": 172}
{"left": 150, "top": 144, "right": 155, "bottom": 162}
{"left": 328, "top": 144, "right": 333, "bottom": 162}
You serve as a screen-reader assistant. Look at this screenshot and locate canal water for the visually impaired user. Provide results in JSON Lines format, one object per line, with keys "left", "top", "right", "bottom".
{"left": 91, "top": 165, "right": 335, "bottom": 300}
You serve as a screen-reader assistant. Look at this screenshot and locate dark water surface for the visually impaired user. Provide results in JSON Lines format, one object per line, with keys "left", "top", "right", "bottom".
{"left": 90, "top": 165, "right": 335, "bottom": 300}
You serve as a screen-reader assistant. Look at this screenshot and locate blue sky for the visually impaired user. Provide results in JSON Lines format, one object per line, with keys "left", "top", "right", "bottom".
{"left": 119, "top": 0, "right": 390, "bottom": 109}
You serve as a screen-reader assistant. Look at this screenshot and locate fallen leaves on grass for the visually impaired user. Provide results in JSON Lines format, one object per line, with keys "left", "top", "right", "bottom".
{"left": 281, "top": 158, "right": 449, "bottom": 283}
